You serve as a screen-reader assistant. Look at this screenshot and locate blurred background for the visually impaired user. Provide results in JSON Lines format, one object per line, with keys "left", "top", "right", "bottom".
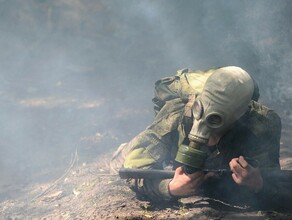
{"left": 0, "top": 0, "right": 291, "bottom": 201}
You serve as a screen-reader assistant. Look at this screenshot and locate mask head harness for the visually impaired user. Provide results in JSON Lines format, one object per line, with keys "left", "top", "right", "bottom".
{"left": 175, "top": 66, "right": 255, "bottom": 173}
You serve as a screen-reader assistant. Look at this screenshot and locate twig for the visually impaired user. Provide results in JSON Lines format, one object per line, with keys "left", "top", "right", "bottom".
{"left": 30, "top": 149, "right": 79, "bottom": 202}
{"left": 194, "top": 197, "right": 250, "bottom": 210}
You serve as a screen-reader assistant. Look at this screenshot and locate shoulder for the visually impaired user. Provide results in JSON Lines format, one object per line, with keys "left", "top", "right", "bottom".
{"left": 243, "top": 101, "right": 281, "bottom": 138}
{"left": 248, "top": 101, "right": 281, "bottom": 126}
{"left": 178, "top": 68, "right": 216, "bottom": 96}
{"left": 148, "top": 98, "right": 186, "bottom": 137}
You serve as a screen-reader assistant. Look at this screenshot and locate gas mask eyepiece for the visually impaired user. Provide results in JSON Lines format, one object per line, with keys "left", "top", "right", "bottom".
{"left": 205, "top": 113, "right": 224, "bottom": 128}
{"left": 192, "top": 99, "right": 203, "bottom": 120}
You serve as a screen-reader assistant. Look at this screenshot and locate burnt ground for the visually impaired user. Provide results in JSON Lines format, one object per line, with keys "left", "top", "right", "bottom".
{"left": 0, "top": 103, "right": 291, "bottom": 220}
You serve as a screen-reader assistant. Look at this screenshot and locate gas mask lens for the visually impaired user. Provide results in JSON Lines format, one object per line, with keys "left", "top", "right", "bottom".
{"left": 192, "top": 100, "right": 203, "bottom": 120}
{"left": 206, "top": 113, "right": 224, "bottom": 128}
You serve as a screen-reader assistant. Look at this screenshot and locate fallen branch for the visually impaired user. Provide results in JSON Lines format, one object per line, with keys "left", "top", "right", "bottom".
{"left": 30, "top": 149, "right": 78, "bottom": 202}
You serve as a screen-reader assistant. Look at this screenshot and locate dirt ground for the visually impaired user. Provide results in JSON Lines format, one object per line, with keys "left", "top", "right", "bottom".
{"left": 0, "top": 122, "right": 291, "bottom": 220}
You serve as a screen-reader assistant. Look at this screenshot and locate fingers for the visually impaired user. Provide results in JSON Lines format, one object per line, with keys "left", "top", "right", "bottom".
{"left": 175, "top": 166, "right": 185, "bottom": 175}
{"left": 231, "top": 172, "right": 242, "bottom": 185}
{"left": 170, "top": 167, "right": 213, "bottom": 197}
{"left": 188, "top": 171, "right": 204, "bottom": 179}
{"left": 175, "top": 166, "right": 203, "bottom": 178}
{"left": 189, "top": 171, "right": 214, "bottom": 190}
{"left": 229, "top": 158, "right": 243, "bottom": 175}
{"left": 174, "top": 167, "right": 215, "bottom": 186}
{"left": 230, "top": 164, "right": 246, "bottom": 185}
{"left": 238, "top": 156, "right": 249, "bottom": 169}
{"left": 229, "top": 157, "right": 251, "bottom": 177}
{"left": 230, "top": 163, "right": 246, "bottom": 184}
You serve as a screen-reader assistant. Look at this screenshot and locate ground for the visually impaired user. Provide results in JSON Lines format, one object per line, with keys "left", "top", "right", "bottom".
{"left": 1, "top": 121, "right": 292, "bottom": 220}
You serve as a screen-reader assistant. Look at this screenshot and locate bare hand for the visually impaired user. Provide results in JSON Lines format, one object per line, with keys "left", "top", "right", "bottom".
{"left": 229, "top": 156, "right": 263, "bottom": 192}
{"left": 168, "top": 166, "right": 214, "bottom": 197}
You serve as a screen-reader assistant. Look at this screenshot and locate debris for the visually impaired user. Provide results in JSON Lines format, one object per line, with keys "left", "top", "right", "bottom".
{"left": 42, "top": 191, "right": 64, "bottom": 202}
{"left": 73, "top": 188, "right": 81, "bottom": 196}
{"left": 31, "top": 149, "right": 78, "bottom": 202}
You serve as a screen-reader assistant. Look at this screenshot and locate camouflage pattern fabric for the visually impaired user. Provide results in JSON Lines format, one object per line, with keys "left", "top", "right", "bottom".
{"left": 110, "top": 68, "right": 282, "bottom": 207}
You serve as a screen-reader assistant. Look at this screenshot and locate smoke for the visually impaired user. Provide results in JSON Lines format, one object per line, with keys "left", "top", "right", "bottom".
{"left": 0, "top": 0, "right": 291, "bottom": 199}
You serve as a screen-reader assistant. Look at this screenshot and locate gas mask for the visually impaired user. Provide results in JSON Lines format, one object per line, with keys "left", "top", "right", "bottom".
{"left": 175, "top": 66, "right": 255, "bottom": 173}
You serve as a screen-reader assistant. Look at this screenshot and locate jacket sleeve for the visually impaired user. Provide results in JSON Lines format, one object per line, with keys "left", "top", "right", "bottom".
{"left": 123, "top": 98, "right": 185, "bottom": 202}
{"left": 251, "top": 110, "right": 284, "bottom": 209}
{"left": 239, "top": 108, "right": 282, "bottom": 208}
{"left": 246, "top": 109, "right": 281, "bottom": 169}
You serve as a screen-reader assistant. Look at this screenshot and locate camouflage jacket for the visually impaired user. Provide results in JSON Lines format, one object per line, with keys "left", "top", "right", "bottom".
{"left": 122, "top": 69, "right": 281, "bottom": 207}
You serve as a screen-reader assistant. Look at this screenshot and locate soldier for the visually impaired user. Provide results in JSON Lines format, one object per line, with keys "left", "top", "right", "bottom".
{"left": 111, "top": 66, "right": 281, "bottom": 208}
